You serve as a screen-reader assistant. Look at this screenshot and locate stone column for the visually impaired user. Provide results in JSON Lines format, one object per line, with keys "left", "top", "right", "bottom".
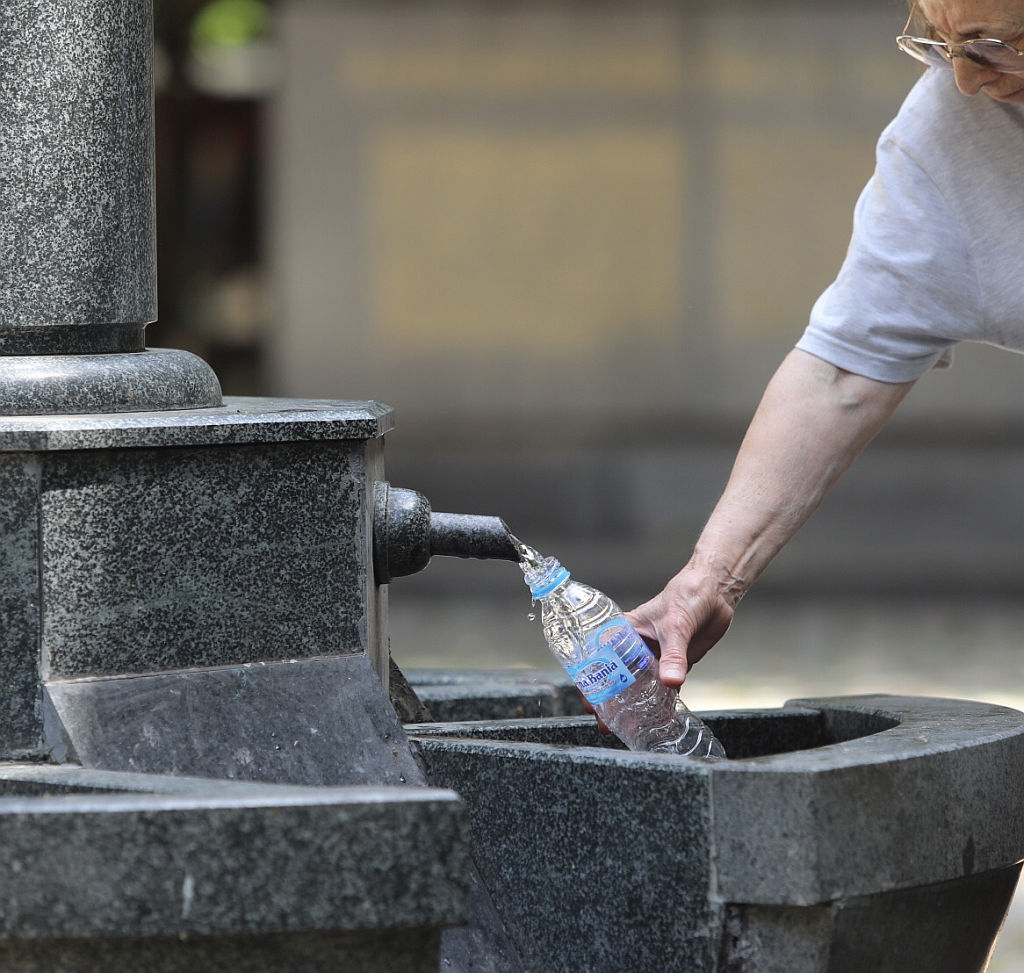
{"left": 0, "top": 0, "right": 220, "bottom": 414}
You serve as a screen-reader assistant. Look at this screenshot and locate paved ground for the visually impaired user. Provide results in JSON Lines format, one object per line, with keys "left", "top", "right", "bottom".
{"left": 389, "top": 593, "right": 1024, "bottom": 972}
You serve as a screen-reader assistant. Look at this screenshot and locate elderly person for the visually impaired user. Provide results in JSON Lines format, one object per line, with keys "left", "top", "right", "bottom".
{"left": 628, "top": 0, "right": 1024, "bottom": 686}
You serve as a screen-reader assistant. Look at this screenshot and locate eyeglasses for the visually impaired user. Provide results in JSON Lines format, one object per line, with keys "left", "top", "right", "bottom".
{"left": 897, "top": 4, "right": 1024, "bottom": 73}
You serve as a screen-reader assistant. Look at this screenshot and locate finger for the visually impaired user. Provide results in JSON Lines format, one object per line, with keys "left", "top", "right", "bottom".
{"left": 624, "top": 609, "right": 661, "bottom": 655}
{"left": 627, "top": 606, "right": 689, "bottom": 686}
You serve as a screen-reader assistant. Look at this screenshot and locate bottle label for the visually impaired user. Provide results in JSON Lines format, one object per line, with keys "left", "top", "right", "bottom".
{"left": 568, "top": 618, "right": 653, "bottom": 705}
{"left": 568, "top": 652, "right": 634, "bottom": 705}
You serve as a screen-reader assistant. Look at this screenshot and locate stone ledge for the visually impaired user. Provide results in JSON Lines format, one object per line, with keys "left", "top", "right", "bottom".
{"left": 0, "top": 396, "right": 394, "bottom": 451}
{"left": 0, "top": 765, "right": 469, "bottom": 941}
{"left": 406, "top": 667, "right": 586, "bottom": 722}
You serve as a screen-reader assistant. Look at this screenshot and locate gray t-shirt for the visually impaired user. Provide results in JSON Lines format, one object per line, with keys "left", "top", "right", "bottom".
{"left": 796, "top": 68, "right": 1024, "bottom": 383}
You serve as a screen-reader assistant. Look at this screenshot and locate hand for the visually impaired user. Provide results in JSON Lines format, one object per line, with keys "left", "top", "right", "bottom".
{"left": 625, "top": 565, "right": 738, "bottom": 686}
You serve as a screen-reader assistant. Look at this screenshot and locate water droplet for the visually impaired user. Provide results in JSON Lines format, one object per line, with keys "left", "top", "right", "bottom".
{"left": 527, "top": 612, "right": 536, "bottom": 622}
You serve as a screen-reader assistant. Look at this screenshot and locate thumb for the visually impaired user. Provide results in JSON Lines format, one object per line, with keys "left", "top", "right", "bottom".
{"left": 656, "top": 645, "right": 689, "bottom": 688}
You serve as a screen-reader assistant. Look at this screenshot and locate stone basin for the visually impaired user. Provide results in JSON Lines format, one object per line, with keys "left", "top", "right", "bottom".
{"left": 410, "top": 694, "right": 1024, "bottom": 973}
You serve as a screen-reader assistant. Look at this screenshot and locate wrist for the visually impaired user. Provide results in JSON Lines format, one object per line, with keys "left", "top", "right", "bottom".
{"left": 684, "top": 545, "right": 750, "bottom": 608}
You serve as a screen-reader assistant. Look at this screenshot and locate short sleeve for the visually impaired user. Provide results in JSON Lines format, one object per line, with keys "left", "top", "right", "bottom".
{"left": 797, "top": 131, "right": 982, "bottom": 383}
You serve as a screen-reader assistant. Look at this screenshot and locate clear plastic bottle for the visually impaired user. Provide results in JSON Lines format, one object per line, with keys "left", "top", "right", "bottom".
{"left": 518, "top": 544, "right": 726, "bottom": 760}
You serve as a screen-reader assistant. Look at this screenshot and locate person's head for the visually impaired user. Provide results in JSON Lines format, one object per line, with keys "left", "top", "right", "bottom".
{"left": 898, "top": 0, "right": 1024, "bottom": 102}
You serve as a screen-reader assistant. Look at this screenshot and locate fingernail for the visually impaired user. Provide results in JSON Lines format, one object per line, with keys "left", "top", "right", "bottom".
{"left": 661, "top": 663, "right": 686, "bottom": 682}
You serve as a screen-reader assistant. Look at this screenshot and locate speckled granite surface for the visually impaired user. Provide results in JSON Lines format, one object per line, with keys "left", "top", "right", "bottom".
{"left": 0, "top": 399, "right": 393, "bottom": 754}
{"left": 0, "top": 0, "right": 224, "bottom": 415}
{"left": 0, "top": 0, "right": 155, "bottom": 339}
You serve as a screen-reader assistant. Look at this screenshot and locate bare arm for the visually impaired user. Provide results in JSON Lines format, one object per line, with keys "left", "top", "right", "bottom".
{"left": 627, "top": 348, "right": 916, "bottom": 686}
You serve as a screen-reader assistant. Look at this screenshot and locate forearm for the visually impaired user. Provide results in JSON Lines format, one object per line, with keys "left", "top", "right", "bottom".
{"left": 628, "top": 348, "right": 916, "bottom": 684}
{"left": 691, "top": 348, "right": 915, "bottom": 603}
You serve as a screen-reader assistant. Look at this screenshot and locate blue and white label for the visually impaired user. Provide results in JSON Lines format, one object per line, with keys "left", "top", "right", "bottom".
{"left": 567, "top": 618, "right": 654, "bottom": 704}
{"left": 567, "top": 652, "right": 634, "bottom": 705}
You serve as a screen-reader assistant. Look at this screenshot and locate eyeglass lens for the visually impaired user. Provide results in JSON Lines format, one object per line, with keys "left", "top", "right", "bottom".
{"left": 898, "top": 36, "right": 1024, "bottom": 73}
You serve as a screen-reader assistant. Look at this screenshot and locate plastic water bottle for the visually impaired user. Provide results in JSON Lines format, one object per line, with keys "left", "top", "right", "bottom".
{"left": 518, "top": 542, "right": 725, "bottom": 760}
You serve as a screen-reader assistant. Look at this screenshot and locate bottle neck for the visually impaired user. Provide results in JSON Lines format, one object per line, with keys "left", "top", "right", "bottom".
{"left": 523, "top": 555, "right": 570, "bottom": 598}
{"left": 529, "top": 566, "right": 570, "bottom": 598}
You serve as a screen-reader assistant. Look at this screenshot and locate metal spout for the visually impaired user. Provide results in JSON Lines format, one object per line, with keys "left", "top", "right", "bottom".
{"left": 373, "top": 483, "right": 519, "bottom": 583}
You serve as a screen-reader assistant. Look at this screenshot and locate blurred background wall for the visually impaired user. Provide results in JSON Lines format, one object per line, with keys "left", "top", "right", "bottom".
{"left": 151, "top": 0, "right": 1024, "bottom": 604}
